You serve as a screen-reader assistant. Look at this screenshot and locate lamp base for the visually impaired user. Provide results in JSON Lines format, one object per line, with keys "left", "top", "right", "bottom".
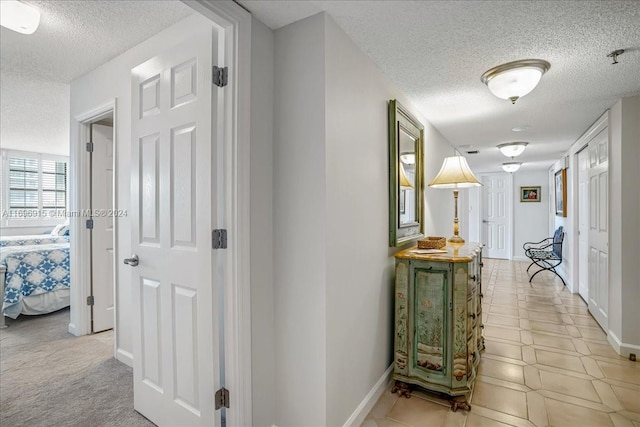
{"left": 448, "top": 235, "right": 465, "bottom": 244}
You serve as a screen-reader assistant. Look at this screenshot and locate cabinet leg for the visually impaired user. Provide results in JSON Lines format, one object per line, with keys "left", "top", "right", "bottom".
{"left": 391, "top": 381, "right": 412, "bottom": 398}
{"left": 450, "top": 395, "right": 471, "bottom": 412}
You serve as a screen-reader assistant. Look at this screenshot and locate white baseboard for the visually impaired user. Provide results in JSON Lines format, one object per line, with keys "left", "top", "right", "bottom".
{"left": 607, "top": 330, "right": 640, "bottom": 359}
{"left": 343, "top": 364, "right": 393, "bottom": 427}
{"left": 68, "top": 322, "right": 81, "bottom": 336}
{"left": 116, "top": 348, "right": 134, "bottom": 368}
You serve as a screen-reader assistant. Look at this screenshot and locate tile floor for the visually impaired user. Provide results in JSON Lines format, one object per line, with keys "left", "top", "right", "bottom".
{"left": 362, "top": 258, "right": 640, "bottom": 427}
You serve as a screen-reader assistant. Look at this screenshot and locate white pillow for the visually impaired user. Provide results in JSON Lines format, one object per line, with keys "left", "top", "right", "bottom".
{"left": 51, "top": 222, "right": 69, "bottom": 237}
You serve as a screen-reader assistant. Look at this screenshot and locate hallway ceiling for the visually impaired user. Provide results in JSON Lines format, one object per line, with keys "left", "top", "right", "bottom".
{"left": 240, "top": 0, "right": 640, "bottom": 173}
{"left": 0, "top": 0, "right": 194, "bottom": 83}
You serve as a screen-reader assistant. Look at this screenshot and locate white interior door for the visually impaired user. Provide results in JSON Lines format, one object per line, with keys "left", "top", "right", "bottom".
{"left": 578, "top": 148, "right": 589, "bottom": 302}
{"left": 91, "top": 123, "right": 115, "bottom": 332}
{"left": 588, "top": 129, "right": 609, "bottom": 330}
{"left": 129, "top": 26, "right": 220, "bottom": 426}
{"left": 481, "top": 173, "right": 511, "bottom": 259}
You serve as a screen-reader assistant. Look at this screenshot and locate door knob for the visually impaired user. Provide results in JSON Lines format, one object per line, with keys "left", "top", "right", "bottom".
{"left": 482, "top": 220, "right": 489, "bottom": 223}
{"left": 123, "top": 254, "right": 139, "bottom": 267}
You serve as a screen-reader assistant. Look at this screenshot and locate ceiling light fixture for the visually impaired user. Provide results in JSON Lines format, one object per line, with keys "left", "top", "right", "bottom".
{"left": 481, "top": 59, "right": 550, "bottom": 104}
{"left": 502, "top": 162, "right": 522, "bottom": 173}
{"left": 497, "top": 142, "right": 528, "bottom": 158}
{"left": 0, "top": 0, "right": 41, "bottom": 35}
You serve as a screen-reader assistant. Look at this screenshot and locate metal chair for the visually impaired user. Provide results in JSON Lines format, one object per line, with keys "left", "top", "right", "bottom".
{"left": 523, "top": 226, "right": 566, "bottom": 286}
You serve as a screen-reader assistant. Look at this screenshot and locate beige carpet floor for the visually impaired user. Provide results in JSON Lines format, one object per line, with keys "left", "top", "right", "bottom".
{"left": 0, "top": 308, "right": 155, "bottom": 427}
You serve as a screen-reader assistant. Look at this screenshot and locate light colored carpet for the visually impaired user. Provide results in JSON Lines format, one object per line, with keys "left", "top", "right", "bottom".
{"left": 0, "top": 308, "right": 155, "bottom": 427}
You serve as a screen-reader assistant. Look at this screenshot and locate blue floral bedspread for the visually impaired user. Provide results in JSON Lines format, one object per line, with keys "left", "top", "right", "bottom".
{"left": 0, "top": 234, "right": 69, "bottom": 247}
{"left": 1, "top": 243, "right": 70, "bottom": 316}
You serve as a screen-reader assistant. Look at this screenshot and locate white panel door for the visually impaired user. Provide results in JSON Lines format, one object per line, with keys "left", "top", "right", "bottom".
{"left": 588, "top": 129, "right": 609, "bottom": 330}
{"left": 129, "top": 26, "right": 220, "bottom": 427}
{"left": 482, "top": 174, "right": 510, "bottom": 259}
{"left": 577, "top": 148, "right": 589, "bottom": 302}
{"left": 91, "top": 123, "right": 115, "bottom": 332}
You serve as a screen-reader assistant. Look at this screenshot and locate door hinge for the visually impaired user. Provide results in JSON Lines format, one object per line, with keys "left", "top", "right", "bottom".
{"left": 87, "top": 295, "right": 94, "bottom": 306}
{"left": 212, "top": 229, "right": 227, "bottom": 249}
{"left": 86, "top": 219, "right": 94, "bottom": 229}
{"left": 215, "top": 387, "right": 229, "bottom": 410}
{"left": 213, "top": 66, "right": 228, "bottom": 88}
{"left": 86, "top": 142, "right": 94, "bottom": 152}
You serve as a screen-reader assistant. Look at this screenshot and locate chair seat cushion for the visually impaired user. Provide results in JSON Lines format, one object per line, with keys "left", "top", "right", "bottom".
{"left": 528, "top": 249, "right": 561, "bottom": 260}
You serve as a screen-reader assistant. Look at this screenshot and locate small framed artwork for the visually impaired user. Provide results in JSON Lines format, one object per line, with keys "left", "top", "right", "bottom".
{"left": 555, "top": 168, "right": 567, "bottom": 217}
{"left": 520, "top": 186, "right": 541, "bottom": 202}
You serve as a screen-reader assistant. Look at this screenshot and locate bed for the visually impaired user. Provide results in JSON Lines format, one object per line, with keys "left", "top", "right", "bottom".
{"left": 1, "top": 234, "right": 70, "bottom": 327}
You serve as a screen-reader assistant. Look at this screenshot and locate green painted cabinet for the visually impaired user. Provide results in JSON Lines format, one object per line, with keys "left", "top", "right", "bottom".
{"left": 393, "top": 243, "right": 484, "bottom": 410}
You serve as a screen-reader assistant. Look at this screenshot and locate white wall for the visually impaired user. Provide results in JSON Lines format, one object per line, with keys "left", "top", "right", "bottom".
{"left": 551, "top": 157, "right": 571, "bottom": 286}
{"left": 608, "top": 95, "right": 640, "bottom": 357}
{"left": 273, "top": 13, "right": 328, "bottom": 426}
{"left": 249, "top": 16, "right": 276, "bottom": 427}
{"left": 69, "top": 13, "right": 207, "bottom": 364}
{"left": 513, "top": 170, "right": 549, "bottom": 260}
{"left": 273, "top": 12, "right": 455, "bottom": 427}
{"left": 0, "top": 72, "right": 70, "bottom": 156}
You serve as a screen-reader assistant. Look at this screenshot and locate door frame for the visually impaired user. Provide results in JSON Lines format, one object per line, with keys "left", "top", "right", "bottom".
{"left": 185, "top": 2, "right": 253, "bottom": 425}
{"left": 69, "top": 2, "right": 252, "bottom": 424}
{"left": 569, "top": 113, "right": 608, "bottom": 297}
{"left": 69, "top": 100, "right": 118, "bottom": 346}
{"left": 478, "top": 172, "right": 514, "bottom": 259}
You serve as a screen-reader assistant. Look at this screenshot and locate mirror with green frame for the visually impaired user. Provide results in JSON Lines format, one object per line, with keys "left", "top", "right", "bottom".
{"left": 388, "top": 99, "right": 424, "bottom": 247}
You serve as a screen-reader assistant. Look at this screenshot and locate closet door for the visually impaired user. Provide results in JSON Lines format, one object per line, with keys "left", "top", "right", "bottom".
{"left": 587, "top": 129, "right": 609, "bottom": 330}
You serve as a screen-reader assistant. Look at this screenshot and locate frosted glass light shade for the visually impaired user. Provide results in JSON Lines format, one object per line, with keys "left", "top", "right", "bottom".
{"left": 481, "top": 59, "right": 550, "bottom": 104}
{"left": 429, "top": 156, "right": 482, "bottom": 189}
{"left": 502, "top": 162, "right": 522, "bottom": 173}
{"left": 0, "top": 0, "right": 40, "bottom": 34}
{"left": 497, "top": 142, "right": 528, "bottom": 157}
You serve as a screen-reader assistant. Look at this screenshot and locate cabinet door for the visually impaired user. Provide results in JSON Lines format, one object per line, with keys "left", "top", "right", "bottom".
{"left": 408, "top": 262, "right": 450, "bottom": 387}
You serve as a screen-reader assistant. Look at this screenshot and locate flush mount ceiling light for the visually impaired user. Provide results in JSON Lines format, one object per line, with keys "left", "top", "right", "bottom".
{"left": 400, "top": 152, "right": 415, "bottom": 165}
{"left": 481, "top": 59, "right": 550, "bottom": 104}
{"left": 497, "top": 142, "right": 528, "bottom": 158}
{"left": 0, "top": 0, "right": 40, "bottom": 35}
{"left": 502, "top": 162, "right": 522, "bottom": 173}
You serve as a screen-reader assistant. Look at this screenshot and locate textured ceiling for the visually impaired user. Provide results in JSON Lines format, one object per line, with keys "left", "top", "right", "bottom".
{"left": 0, "top": 0, "right": 195, "bottom": 83}
{"left": 240, "top": 0, "right": 640, "bottom": 172}
{"left": 0, "top": 0, "right": 194, "bottom": 155}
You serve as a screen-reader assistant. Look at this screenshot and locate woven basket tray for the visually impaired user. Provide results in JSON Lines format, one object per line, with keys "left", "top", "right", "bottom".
{"left": 417, "top": 236, "right": 446, "bottom": 249}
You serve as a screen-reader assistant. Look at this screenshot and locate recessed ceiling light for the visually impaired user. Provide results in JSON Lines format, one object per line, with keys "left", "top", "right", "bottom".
{"left": 511, "top": 125, "right": 531, "bottom": 132}
{"left": 0, "top": 0, "right": 40, "bottom": 35}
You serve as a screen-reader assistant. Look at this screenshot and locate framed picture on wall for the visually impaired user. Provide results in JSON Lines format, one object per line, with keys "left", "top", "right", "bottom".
{"left": 520, "top": 186, "right": 541, "bottom": 202}
{"left": 555, "top": 169, "right": 567, "bottom": 217}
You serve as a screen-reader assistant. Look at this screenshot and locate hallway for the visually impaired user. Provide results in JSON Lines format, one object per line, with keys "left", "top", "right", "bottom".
{"left": 363, "top": 258, "right": 640, "bottom": 427}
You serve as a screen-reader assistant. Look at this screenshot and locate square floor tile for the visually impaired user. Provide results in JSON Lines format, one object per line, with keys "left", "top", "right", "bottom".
{"left": 471, "top": 381, "right": 528, "bottom": 418}
{"left": 386, "top": 395, "right": 449, "bottom": 427}
{"left": 539, "top": 370, "right": 600, "bottom": 402}
{"left": 535, "top": 349, "right": 586, "bottom": 373}
{"left": 545, "top": 398, "right": 614, "bottom": 427}
{"left": 483, "top": 340, "right": 523, "bottom": 360}
{"left": 532, "top": 332, "right": 576, "bottom": 351}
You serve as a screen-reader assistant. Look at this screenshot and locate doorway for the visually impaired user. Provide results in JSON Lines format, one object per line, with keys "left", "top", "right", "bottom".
{"left": 480, "top": 173, "right": 513, "bottom": 259}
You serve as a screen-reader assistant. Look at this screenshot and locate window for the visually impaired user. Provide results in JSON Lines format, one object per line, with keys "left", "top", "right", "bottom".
{"left": 1, "top": 150, "right": 69, "bottom": 226}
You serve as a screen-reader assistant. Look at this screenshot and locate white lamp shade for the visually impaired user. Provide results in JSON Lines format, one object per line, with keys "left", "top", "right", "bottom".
{"left": 0, "top": 0, "right": 40, "bottom": 34}
{"left": 498, "top": 142, "right": 528, "bottom": 157}
{"left": 502, "top": 162, "right": 522, "bottom": 173}
{"left": 429, "top": 156, "right": 482, "bottom": 189}
{"left": 399, "top": 163, "right": 414, "bottom": 188}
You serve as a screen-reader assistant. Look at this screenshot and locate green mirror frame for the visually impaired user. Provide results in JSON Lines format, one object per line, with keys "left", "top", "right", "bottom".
{"left": 388, "top": 99, "right": 424, "bottom": 247}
